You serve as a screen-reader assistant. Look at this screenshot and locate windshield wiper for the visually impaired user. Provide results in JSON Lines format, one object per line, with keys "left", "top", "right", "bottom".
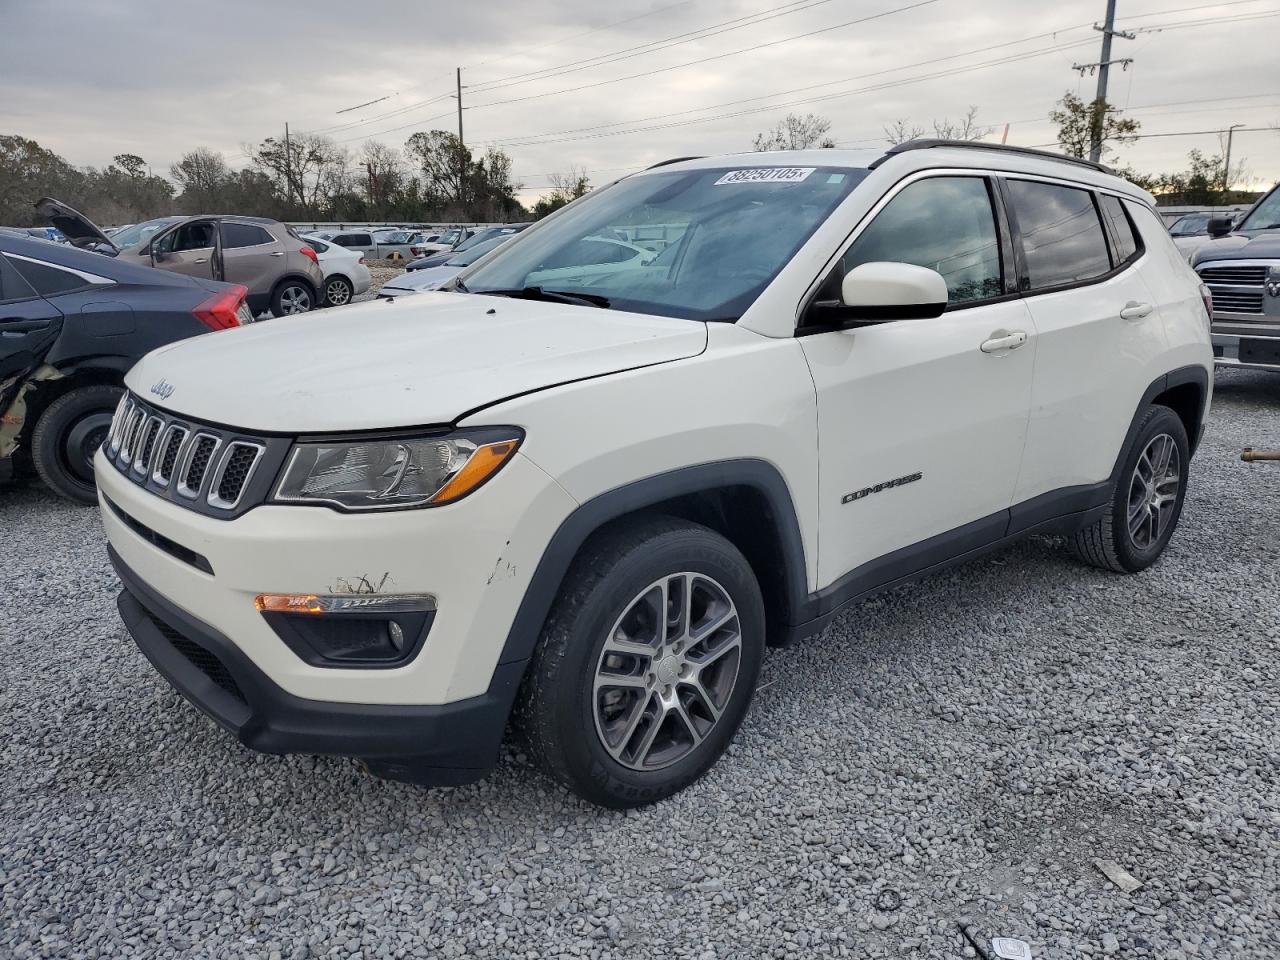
{"left": 475, "top": 286, "right": 611, "bottom": 309}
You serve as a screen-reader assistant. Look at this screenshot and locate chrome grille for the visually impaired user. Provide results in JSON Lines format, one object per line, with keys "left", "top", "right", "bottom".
{"left": 178, "top": 434, "right": 220, "bottom": 499}
{"left": 1208, "top": 291, "right": 1264, "bottom": 315}
{"left": 101, "top": 394, "right": 278, "bottom": 518}
{"left": 210, "top": 442, "right": 263, "bottom": 509}
{"left": 154, "top": 425, "right": 188, "bottom": 484}
{"left": 1199, "top": 265, "right": 1268, "bottom": 285}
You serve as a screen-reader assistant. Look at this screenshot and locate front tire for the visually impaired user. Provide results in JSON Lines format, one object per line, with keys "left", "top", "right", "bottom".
{"left": 31, "top": 384, "right": 123, "bottom": 504}
{"left": 1070, "top": 404, "right": 1190, "bottom": 573}
{"left": 518, "top": 516, "right": 766, "bottom": 808}
{"left": 270, "top": 280, "right": 314, "bottom": 317}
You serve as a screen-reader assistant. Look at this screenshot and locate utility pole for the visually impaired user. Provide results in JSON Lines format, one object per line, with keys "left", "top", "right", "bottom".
{"left": 1223, "top": 123, "right": 1243, "bottom": 194}
{"left": 1072, "top": 0, "right": 1135, "bottom": 163}
{"left": 456, "top": 68, "right": 465, "bottom": 148}
{"left": 455, "top": 67, "right": 466, "bottom": 208}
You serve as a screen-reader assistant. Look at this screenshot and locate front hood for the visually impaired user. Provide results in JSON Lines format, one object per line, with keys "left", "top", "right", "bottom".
{"left": 126, "top": 292, "right": 707, "bottom": 432}
{"left": 1192, "top": 231, "right": 1280, "bottom": 266}
{"left": 381, "top": 265, "right": 461, "bottom": 293}
{"left": 34, "top": 197, "right": 117, "bottom": 251}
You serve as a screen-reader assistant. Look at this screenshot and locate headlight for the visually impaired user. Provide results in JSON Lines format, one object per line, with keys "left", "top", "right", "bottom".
{"left": 272, "top": 429, "right": 522, "bottom": 510}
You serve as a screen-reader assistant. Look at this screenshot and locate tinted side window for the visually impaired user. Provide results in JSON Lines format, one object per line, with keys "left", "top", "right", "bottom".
{"left": 0, "top": 255, "right": 38, "bottom": 302}
{"left": 351, "top": 234, "right": 373, "bottom": 246}
{"left": 1006, "top": 180, "right": 1111, "bottom": 289}
{"left": 841, "top": 176, "right": 1002, "bottom": 305}
{"left": 222, "top": 223, "right": 274, "bottom": 248}
{"left": 1099, "top": 194, "right": 1140, "bottom": 265}
{"left": 7, "top": 256, "right": 88, "bottom": 296}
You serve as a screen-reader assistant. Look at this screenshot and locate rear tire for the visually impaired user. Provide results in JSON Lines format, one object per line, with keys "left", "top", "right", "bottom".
{"left": 31, "top": 384, "right": 123, "bottom": 505}
{"left": 1069, "top": 404, "right": 1189, "bottom": 573}
{"left": 517, "top": 516, "right": 766, "bottom": 808}
{"left": 322, "top": 275, "right": 353, "bottom": 307}
{"left": 270, "top": 280, "right": 314, "bottom": 317}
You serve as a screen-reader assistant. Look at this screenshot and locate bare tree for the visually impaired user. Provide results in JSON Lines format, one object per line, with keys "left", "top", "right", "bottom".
{"left": 533, "top": 167, "right": 591, "bottom": 218}
{"left": 885, "top": 107, "right": 991, "bottom": 145}
{"left": 360, "top": 140, "right": 403, "bottom": 213}
{"left": 250, "top": 132, "right": 349, "bottom": 213}
{"left": 883, "top": 119, "right": 926, "bottom": 145}
{"left": 753, "top": 113, "right": 836, "bottom": 151}
{"left": 170, "top": 147, "right": 230, "bottom": 207}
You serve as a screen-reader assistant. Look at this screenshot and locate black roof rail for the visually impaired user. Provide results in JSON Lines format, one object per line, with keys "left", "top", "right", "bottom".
{"left": 646, "top": 156, "right": 705, "bottom": 169}
{"left": 869, "top": 139, "right": 1114, "bottom": 175}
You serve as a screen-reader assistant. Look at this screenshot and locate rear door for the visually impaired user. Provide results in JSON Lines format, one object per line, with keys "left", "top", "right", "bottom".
{"left": 219, "top": 222, "right": 283, "bottom": 299}
{"left": 150, "top": 220, "right": 217, "bottom": 280}
{"left": 334, "top": 232, "right": 376, "bottom": 257}
{"left": 800, "top": 174, "right": 1036, "bottom": 590}
{"left": 1002, "top": 178, "right": 1165, "bottom": 506}
{"left": 0, "top": 253, "right": 66, "bottom": 421}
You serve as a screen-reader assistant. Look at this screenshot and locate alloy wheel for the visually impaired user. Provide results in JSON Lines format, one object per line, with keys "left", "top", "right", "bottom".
{"left": 280, "top": 285, "right": 312, "bottom": 314}
{"left": 1127, "top": 432, "right": 1180, "bottom": 550}
{"left": 593, "top": 572, "right": 742, "bottom": 771}
{"left": 325, "top": 278, "right": 351, "bottom": 306}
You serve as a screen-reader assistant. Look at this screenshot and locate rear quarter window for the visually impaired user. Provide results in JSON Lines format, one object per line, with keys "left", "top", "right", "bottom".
{"left": 1006, "top": 180, "right": 1112, "bottom": 290}
{"left": 1099, "top": 194, "right": 1141, "bottom": 265}
{"left": 7, "top": 255, "right": 90, "bottom": 296}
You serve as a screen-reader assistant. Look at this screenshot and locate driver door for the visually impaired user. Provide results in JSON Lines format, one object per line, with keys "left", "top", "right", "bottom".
{"left": 800, "top": 174, "right": 1036, "bottom": 591}
{"left": 150, "top": 220, "right": 216, "bottom": 280}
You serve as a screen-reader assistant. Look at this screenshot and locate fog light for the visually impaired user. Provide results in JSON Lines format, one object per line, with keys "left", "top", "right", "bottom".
{"left": 254, "top": 593, "right": 436, "bottom": 667}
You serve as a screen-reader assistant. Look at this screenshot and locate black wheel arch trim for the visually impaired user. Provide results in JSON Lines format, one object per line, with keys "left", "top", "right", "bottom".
{"left": 496, "top": 362, "right": 1208, "bottom": 692}
{"left": 495, "top": 458, "right": 811, "bottom": 666}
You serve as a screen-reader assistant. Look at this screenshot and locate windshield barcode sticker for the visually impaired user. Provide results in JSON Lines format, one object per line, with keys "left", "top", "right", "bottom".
{"left": 714, "top": 167, "right": 815, "bottom": 185}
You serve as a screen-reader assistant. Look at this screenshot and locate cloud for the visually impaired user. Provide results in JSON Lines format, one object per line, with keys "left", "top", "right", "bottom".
{"left": 2, "top": 0, "right": 1277, "bottom": 202}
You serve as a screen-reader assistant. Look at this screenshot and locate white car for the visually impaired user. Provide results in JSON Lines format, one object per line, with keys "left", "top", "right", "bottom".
{"left": 307, "top": 237, "right": 372, "bottom": 307}
{"left": 525, "top": 236, "right": 656, "bottom": 287}
{"left": 97, "top": 144, "right": 1211, "bottom": 808}
{"left": 378, "top": 236, "right": 511, "bottom": 297}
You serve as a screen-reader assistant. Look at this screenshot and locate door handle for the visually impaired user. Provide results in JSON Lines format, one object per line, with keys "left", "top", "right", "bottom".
{"left": 980, "top": 330, "right": 1028, "bottom": 354}
{"left": 270, "top": 251, "right": 285, "bottom": 257}
{"left": 0, "top": 318, "right": 53, "bottom": 332}
{"left": 193, "top": 258, "right": 208, "bottom": 264}
{"left": 1119, "top": 300, "right": 1153, "bottom": 321}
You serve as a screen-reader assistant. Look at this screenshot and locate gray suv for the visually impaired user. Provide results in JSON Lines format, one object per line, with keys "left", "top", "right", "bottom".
{"left": 36, "top": 199, "right": 325, "bottom": 318}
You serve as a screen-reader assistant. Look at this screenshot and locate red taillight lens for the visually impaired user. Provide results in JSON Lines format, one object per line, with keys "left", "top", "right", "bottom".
{"left": 300, "top": 246, "right": 318, "bottom": 265}
{"left": 410, "top": 247, "right": 421, "bottom": 256}
{"left": 358, "top": 256, "right": 365, "bottom": 264}
{"left": 193, "top": 285, "right": 248, "bottom": 331}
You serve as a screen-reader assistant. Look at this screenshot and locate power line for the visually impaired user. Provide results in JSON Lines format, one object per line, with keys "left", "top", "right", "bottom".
{"left": 465, "top": 0, "right": 841, "bottom": 95}
{"left": 462, "top": 0, "right": 940, "bottom": 114}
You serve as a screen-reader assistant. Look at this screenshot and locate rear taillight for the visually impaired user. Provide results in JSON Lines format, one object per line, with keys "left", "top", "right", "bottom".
{"left": 358, "top": 256, "right": 365, "bottom": 264}
{"left": 410, "top": 247, "right": 421, "bottom": 256}
{"left": 193, "top": 285, "right": 248, "bottom": 331}
{"left": 300, "top": 246, "right": 319, "bottom": 265}
{"left": 1199, "top": 282, "right": 1213, "bottom": 328}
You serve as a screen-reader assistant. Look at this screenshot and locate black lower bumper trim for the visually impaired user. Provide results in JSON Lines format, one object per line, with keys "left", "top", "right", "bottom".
{"left": 110, "top": 546, "right": 525, "bottom": 785}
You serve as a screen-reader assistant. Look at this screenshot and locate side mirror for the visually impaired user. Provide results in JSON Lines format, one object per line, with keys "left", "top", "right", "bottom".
{"left": 1207, "top": 217, "right": 1233, "bottom": 239}
{"left": 811, "top": 261, "right": 948, "bottom": 327}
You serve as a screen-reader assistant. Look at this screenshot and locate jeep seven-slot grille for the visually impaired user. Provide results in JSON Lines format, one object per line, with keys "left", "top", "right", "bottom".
{"left": 103, "top": 395, "right": 276, "bottom": 517}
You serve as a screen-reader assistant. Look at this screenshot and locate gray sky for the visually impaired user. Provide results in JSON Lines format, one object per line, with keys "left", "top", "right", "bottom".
{"left": 2, "top": 0, "right": 1277, "bottom": 204}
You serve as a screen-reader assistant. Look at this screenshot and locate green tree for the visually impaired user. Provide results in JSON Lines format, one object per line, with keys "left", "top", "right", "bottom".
{"left": 1049, "top": 91, "right": 1139, "bottom": 161}
{"left": 0, "top": 134, "right": 84, "bottom": 226}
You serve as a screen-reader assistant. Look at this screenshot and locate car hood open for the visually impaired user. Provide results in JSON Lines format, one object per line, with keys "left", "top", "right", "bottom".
{"left": 34, "top": 197, "right": 118, "bottom": 252}
{"left": 126, "top": 292, "right": 708, "bottom": 432}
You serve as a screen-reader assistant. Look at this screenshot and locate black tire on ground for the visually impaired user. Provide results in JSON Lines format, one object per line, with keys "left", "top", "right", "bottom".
{"left": 517, "top": 515, "right": 766, "bottom": 808}
{"left": 322, "top": 275, "right": 353, "bottom": 307}
{"left": 1070, "top": 404, "right": 1190, "bottom": 573}
{"left": 269, "top": 279, "right": 315, "bottom": 317}
{"left": 31, "top": 384, "right": 124, "bottom": 505}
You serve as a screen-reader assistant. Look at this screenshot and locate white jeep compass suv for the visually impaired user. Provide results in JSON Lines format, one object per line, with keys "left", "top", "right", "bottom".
{"left": 97, "top": 142, "right": 1213, "bottom": 808}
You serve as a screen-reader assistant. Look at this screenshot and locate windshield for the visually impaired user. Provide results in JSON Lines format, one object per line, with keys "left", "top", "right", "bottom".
{"left": 1170, "top": 215, "right": 1208, "bottom": 236}
{"left": 110, "top": 216, "right": 182, "bottom": 249}
{"left": 1237, "top": 186, "right": 1280, "bottom": 232}
{"left": 448, "top": 236, "right": 507, "bottom": 266}
{"left": 464, "top": 165, "right": 866, "bottom": 321}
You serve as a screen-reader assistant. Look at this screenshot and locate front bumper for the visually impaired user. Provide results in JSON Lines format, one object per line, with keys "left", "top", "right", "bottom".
{"left": 1212, "top": 326, "right": 1280, "bottom": 372}
{"left": 112, "top": 546, "right": 525, "bottom": 784}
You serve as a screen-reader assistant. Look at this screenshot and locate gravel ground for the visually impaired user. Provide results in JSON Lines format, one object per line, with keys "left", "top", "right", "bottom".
{"left": 2, "top": 369, "right": 1278, "bottom": 960}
